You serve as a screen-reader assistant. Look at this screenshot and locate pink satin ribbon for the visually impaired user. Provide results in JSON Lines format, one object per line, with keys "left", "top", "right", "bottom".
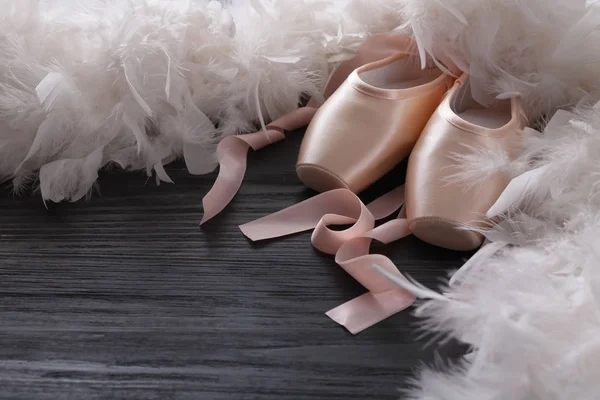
{"left": 240, "top": 186, "right": 416, "bottom": 334}
{"left": 200, "top": 106, "right": 317, "bottom": 224}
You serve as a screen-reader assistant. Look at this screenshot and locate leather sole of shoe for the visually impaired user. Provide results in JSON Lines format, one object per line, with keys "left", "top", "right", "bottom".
{"left": 409, "top": 216, "right": 483, "bottom": 251}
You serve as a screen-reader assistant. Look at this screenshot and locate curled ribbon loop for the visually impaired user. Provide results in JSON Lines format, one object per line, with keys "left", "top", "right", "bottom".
{"left": 200, "top": 107, "right": 317, "bottom": 224}
{"left": 310, "top": 191, "right": 374, "bottom": 255}
{"left": 240, "top": 186, "right": 416, "bottom": 334}
{"left": 328, "top": 217, "right": 414, "bottom": 334}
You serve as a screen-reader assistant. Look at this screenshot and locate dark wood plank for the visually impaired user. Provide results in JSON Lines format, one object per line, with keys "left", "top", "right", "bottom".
{"left": 0, "top": 130, "right": 467, "bottom": 400}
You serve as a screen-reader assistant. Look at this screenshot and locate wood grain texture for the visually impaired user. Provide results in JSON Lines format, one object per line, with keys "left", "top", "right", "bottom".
{"left": 0, "top": 131, "right": 468, "bottom": 400}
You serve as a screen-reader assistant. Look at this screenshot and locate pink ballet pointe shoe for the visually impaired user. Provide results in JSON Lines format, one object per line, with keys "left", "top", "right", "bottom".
{"left": 405, "top": 74, "right": 528, "bottom": 251}
{"left": 296, "top": 53, "right": 454, "bottom": 194}
{"left": 200, "top": 33, "right": 424, "bottom": 224}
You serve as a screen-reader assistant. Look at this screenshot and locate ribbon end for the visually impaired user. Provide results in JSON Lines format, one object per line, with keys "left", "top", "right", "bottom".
{"left": 238, "top": 223, "right": 257, "bottom": 241}
{"left": 326, "top": 290, "right": 415, "bottom": 334}
{"left": 325, "top": 309, "right": 364, "bottom": 335}
{"left": 199, "top": 199, "right": 221, "bottom": 226}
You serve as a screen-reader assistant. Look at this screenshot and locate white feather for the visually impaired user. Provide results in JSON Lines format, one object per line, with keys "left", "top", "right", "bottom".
{"left": 39, "top": 147, "right": 104, "bottom": 203}
{"left": 123, "top": 63, "right": 153, "bottom": 117}
{"left": 486, "top": 165, "right": 551, "bottom": 217}
{"left": 36, "top": 72, "right": 70, "bottom": 112}
{"left": 153, "top": 160, "right": 173, "bottom": 184}
{"left": 263, "top": 55, "right": 303, "bottom": 63}
{"left": 183, "top": 143, "right": 218, "bottom": 175}
{"left": 0, "top": 0, "right": 405, "bottom": 200}
{"left": 403, "top": 0, "right": 600, "bottom": 119}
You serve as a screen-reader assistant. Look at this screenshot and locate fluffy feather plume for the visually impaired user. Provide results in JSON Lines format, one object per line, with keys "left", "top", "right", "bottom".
{"left": 0, "top": 0, "right": 405, "bottom": 201}
{"left": 396, "top": 1, "right": 600, "bottom": 398}
{"left": 401, "top": 63, "right": 600, "bottom": 400}
{"left": 401, "top": 0, "right": 600, "bottom": 119}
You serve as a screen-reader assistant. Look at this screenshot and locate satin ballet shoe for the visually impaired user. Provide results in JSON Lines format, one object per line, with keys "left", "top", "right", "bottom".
{"left": 405, "top": 74, "right": 528, "bottom": 251}
{"left": 200, "top": 33, "right": 424, "bottom": 225}
{"left": 296, "top": 54, "right": 454, "bottom": 194}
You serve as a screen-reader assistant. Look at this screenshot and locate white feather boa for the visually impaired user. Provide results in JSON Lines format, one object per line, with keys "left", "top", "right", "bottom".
{"left": 398, "top": 0, "right": 600, "bottom": 399}
{"left": 403, "top": 105, "right": 600, "bottom": 400}
{"left": 0, "top": 0, "right": 404, "bottom": 201}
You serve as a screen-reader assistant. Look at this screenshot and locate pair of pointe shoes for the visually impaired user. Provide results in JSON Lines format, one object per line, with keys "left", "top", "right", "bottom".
{"left": 296, "top": 53, "right": 527, "bottom": 251}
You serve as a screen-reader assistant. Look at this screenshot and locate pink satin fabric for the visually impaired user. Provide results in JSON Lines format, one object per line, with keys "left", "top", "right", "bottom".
{"left": 240, "top": 186, "right": 416, "bottom": 334}
{"left": 200, "top": 107, "right": 317, "bottom": 224}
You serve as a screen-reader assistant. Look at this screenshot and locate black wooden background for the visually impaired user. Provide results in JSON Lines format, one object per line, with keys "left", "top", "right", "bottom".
{"left": 0, "top": 130, "right": 468, "bottom": 400}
